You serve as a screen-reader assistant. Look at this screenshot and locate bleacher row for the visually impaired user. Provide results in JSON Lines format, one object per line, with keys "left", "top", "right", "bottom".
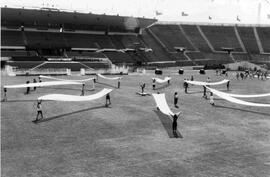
{"left": 1, "top": 24, "right": 270, "bottom": 68}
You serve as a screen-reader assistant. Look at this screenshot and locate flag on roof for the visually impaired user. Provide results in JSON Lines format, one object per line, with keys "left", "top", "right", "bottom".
{"left": 155, "top": 11, "right": 162, "bottom": 16}
{"left": 181, "top": 11, "right": 188, "bottom": 16}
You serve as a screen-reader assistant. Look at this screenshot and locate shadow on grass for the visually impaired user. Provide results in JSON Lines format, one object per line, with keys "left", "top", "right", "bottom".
{"left": 39, "top": 87, "right": 94, "bottom": 92}
{"left": 214, "top": 105, "right": 270, "bottom": 117}
{"left": 33, "top": 105, "right": 107, "bottom": 124}
{"left": 95, "top": 81, "right": 118, "bottom": 89}
{"left": 153, "top": 110, "right": 183, "bottom": 138}
{"left": 4, "top": 99, "right": 37, "bottom": 103}
{"left": 155, "top": 83, "right": 171, "bottom": 91}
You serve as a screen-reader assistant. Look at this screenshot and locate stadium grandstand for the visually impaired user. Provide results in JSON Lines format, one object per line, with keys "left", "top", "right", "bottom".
{"left": 1, "top": 6, "right": 270, "bottom": 74}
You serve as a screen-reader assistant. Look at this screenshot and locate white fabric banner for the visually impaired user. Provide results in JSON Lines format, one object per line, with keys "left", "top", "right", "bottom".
{"left": 4, "top": 81, "right": 82, "bottom": 89}
{"left": 227, "top": 92, "right": 270, "bottom": 98}
{"left": 186, "top": 79, "right": 229, "bottom": 86}
{"left": 97, "top": 74, "right": 122, "bottom": 80}
{"left": 152, "top": 93, "right": 181, "bottom": 116}
{"left": 39, "top": 75, "right": 94, "bottom": 82}
{"left": 152, "top": 77, "right": 171, "bottom": 84}
{"left": 207, "top": 87, "right": 270, "bottom": 107}
{"left": 38, "top": 88, "right": 113, "bottom": 101}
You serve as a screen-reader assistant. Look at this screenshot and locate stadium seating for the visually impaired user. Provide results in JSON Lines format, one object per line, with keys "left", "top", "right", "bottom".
{"left": 25, "top": 31, "right": 67, "bottom": 49}
{"left": 181, "top": 25, "right": 212, "bottom": 52}
{"left": 256, "top": 27, "right": 270, "bottom": 53}
{"left": 140, "top": 29, "right": 171, "bottom": 61}
{"left": 200, "top": 26, "right": 243, "bottom": 52}
{"left": 102, "top": 51, "right": 134, "bottom": 64}
{"left": 185, "top": 52, "right": 205, "bottom": 60}
{"left": 232, "top": 53, "right": 252, "bottom": 61}
{"left": 1, "top": 30, "right": 25, "bottom": 46}
{"left": 150, "top": 24, "right": 194, "bottom": 51}
{"left": 237, "top": 27, "right": 260, "bottom": 53}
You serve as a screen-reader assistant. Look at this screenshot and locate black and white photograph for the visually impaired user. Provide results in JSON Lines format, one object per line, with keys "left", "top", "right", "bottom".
{"left": 1, "top": 0, "right": 270, "bottom": 176}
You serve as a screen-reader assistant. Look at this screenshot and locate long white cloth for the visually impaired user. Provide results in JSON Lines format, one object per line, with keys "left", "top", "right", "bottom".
{"left": 38, "top": 88, "right": 113, "bottom": 101}
{"left": 39, "top": 75, "right": 94, "bottom": 82}
{"left": 97, "top": 74, "right": 122, "bottom": 80}
{"left": 152, "top": 93, "right": 181, "bottom": 116}
{"left": 227, "top": 92, "right": 270, "bottom": 98}
{"left": 152, "top": 77, "right": 171, "bottom": 84}
{"left": 4, "top": 81, "right": 82, "bottom": 88}
{"left": 186, "top": 79, "right": 229, "bottom": 86}
{"left": 207, "top": 87, "right": 270, "bottom": 107}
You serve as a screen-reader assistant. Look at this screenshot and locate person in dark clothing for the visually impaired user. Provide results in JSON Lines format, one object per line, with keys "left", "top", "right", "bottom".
{"left": 202, "top": 86, "right": 207, "bottom": 99}
{"left": 152, "top": 79, "right": 156, "bottom": 90}
{"left": 240, "top": 72, "right": 244, "bottom": 80}
{"left": 35, "top": 100, "right": 43, "bottom": 122}
{"left": 118, "top": 78, "right": 121, "bottom": 89}
{"left": 38, "top": 77, "right": 42, "bottom": 83}
{"left": 170, "top": 112, "right": 181, "bottom": 134}
{"left": 33, "top": 78, "right": 37, "bottom": 91}
{"left": 227, "top": 81, "right": 230, "bottom": 91}
{"left": 167, "top": 76, "right": 170, "bottom": 85}
{"left": 25, "top": 81, "right": 30, "bottom": 94}
{"left": 174, "top": 92, "right": 178, "bottom": 108}
{"left": 191, "top": 75, "right": 194, "bottom": 81}
{"left": 105, "top": 93, "right": 111, "bottom": 107}
{"left": 2, "top": 87, "right": 7, "bottom": 102}
{"left": 183, "top": 80, "right": 188, "bottom": 93}
{"left": 81, "top": 83, "right": 85, "bottom": 96}
{"left": 140, "top": 83, "right": 146, "bottom": 93}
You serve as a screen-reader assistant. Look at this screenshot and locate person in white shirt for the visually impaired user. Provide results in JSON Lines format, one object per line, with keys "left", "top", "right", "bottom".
{"left": 209, "top": 92, "right": 215, "bottom": 106}
{"left": 35, "top": 100, "right": 44, "bottom": 122}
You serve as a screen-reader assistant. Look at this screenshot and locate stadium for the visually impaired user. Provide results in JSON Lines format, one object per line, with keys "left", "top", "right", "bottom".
{"left": 1, "top": 0, "right": 270, "bottom": 176}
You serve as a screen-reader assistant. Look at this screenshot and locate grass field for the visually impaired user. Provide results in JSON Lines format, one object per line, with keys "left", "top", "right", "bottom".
{"left": 1, "top": 69, "right": 270, "bottom": 177}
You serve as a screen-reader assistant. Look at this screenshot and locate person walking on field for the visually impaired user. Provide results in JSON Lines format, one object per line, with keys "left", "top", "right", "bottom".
{"left": 33, "top": 78, "right": 37, "bottom": 91}
{"left": 183, "top": 79, "right": 188, "bottom": 93}
{"left": 174, "top": 92, "right": 179, "bottom": 108}
{"left": 105, "top": 93, "right": 111, "bottom": 107}
{"left": 202, "top": 86, "right": 207, "bottom": 99}
{"left": 152, "top": 79, "right": 156, "bottom": 90}
{"left": 209, "top": 92, "right": 215, "bottom": 106}
{"left": 2, "top": 87, "right": 7, "bottom": 102}
{"left": 81, "top": 83, "right": 85, "bottom": 96}
{"left": 25, "top": 81, "right": 30, "bottom": 94}
{"left": 118, "top": 78, "right": 121, "bottom": 89}
{"left": 227, "top": 81, "right": 230, "bottom": 91}
{"left": 35, "top": 100, "right": 43, "bottom": 122}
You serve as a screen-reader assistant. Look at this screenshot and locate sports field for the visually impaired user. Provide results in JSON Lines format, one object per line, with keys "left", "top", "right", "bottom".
{"left": 1, "top": 69, "right": 270, "bottom": 177}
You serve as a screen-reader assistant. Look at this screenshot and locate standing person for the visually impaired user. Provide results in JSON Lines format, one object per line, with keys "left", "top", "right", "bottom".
{"left": 209, "top": 92, "right": 215, "bottom": 106}
{"left": 118, "top": 78, "right": 121, "bottom": 89}
{"left": 183, "top": 80, "right": 188, "bottom": 93}
{"left": 105, "top": 93, "right": 111, "bottom": 107}
{"left": 33, "top": 78, "right": 37, "bottom": 91}
{"left": 38, "top": 76, "right": 42, "bottom": 83}
{"left": 152, "top": 79, "right": 156, "bottom": 90}
{"left": 207, "top": 77, "right": 211, "bottom": 83}
{"left": 140, "top": 83, "right": 146, "bottom": 93}
{"left": 191, "top": 75, "right": 194, "bottom": 81}
{"left": 81, "top": 83, "right": 85, "bottom": 96}
{"left": 240, "top": 72, "right": 244, "bottom": 80}
{"left": 236, "top": 72, "right": 239, "bottom": 80}
{"left": 35, "top": 100, "right": 43, "bottom": 122}
{"left": 25, "top": 81, "right": 30, "bottom": 94}
{"left": 202, "top": 86, "right": 207, "bottom": 99}
{"left": 226, "top": 81, "right": 230, "bottom": 91}
{"left": 170, "top": 112, "right": 181, "bottom": 134}
{"left": 174, "top": 92, "right": 179, "bottom": 108}
{"left": 2, "top": 87, "right": 7, "bottom": 102}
